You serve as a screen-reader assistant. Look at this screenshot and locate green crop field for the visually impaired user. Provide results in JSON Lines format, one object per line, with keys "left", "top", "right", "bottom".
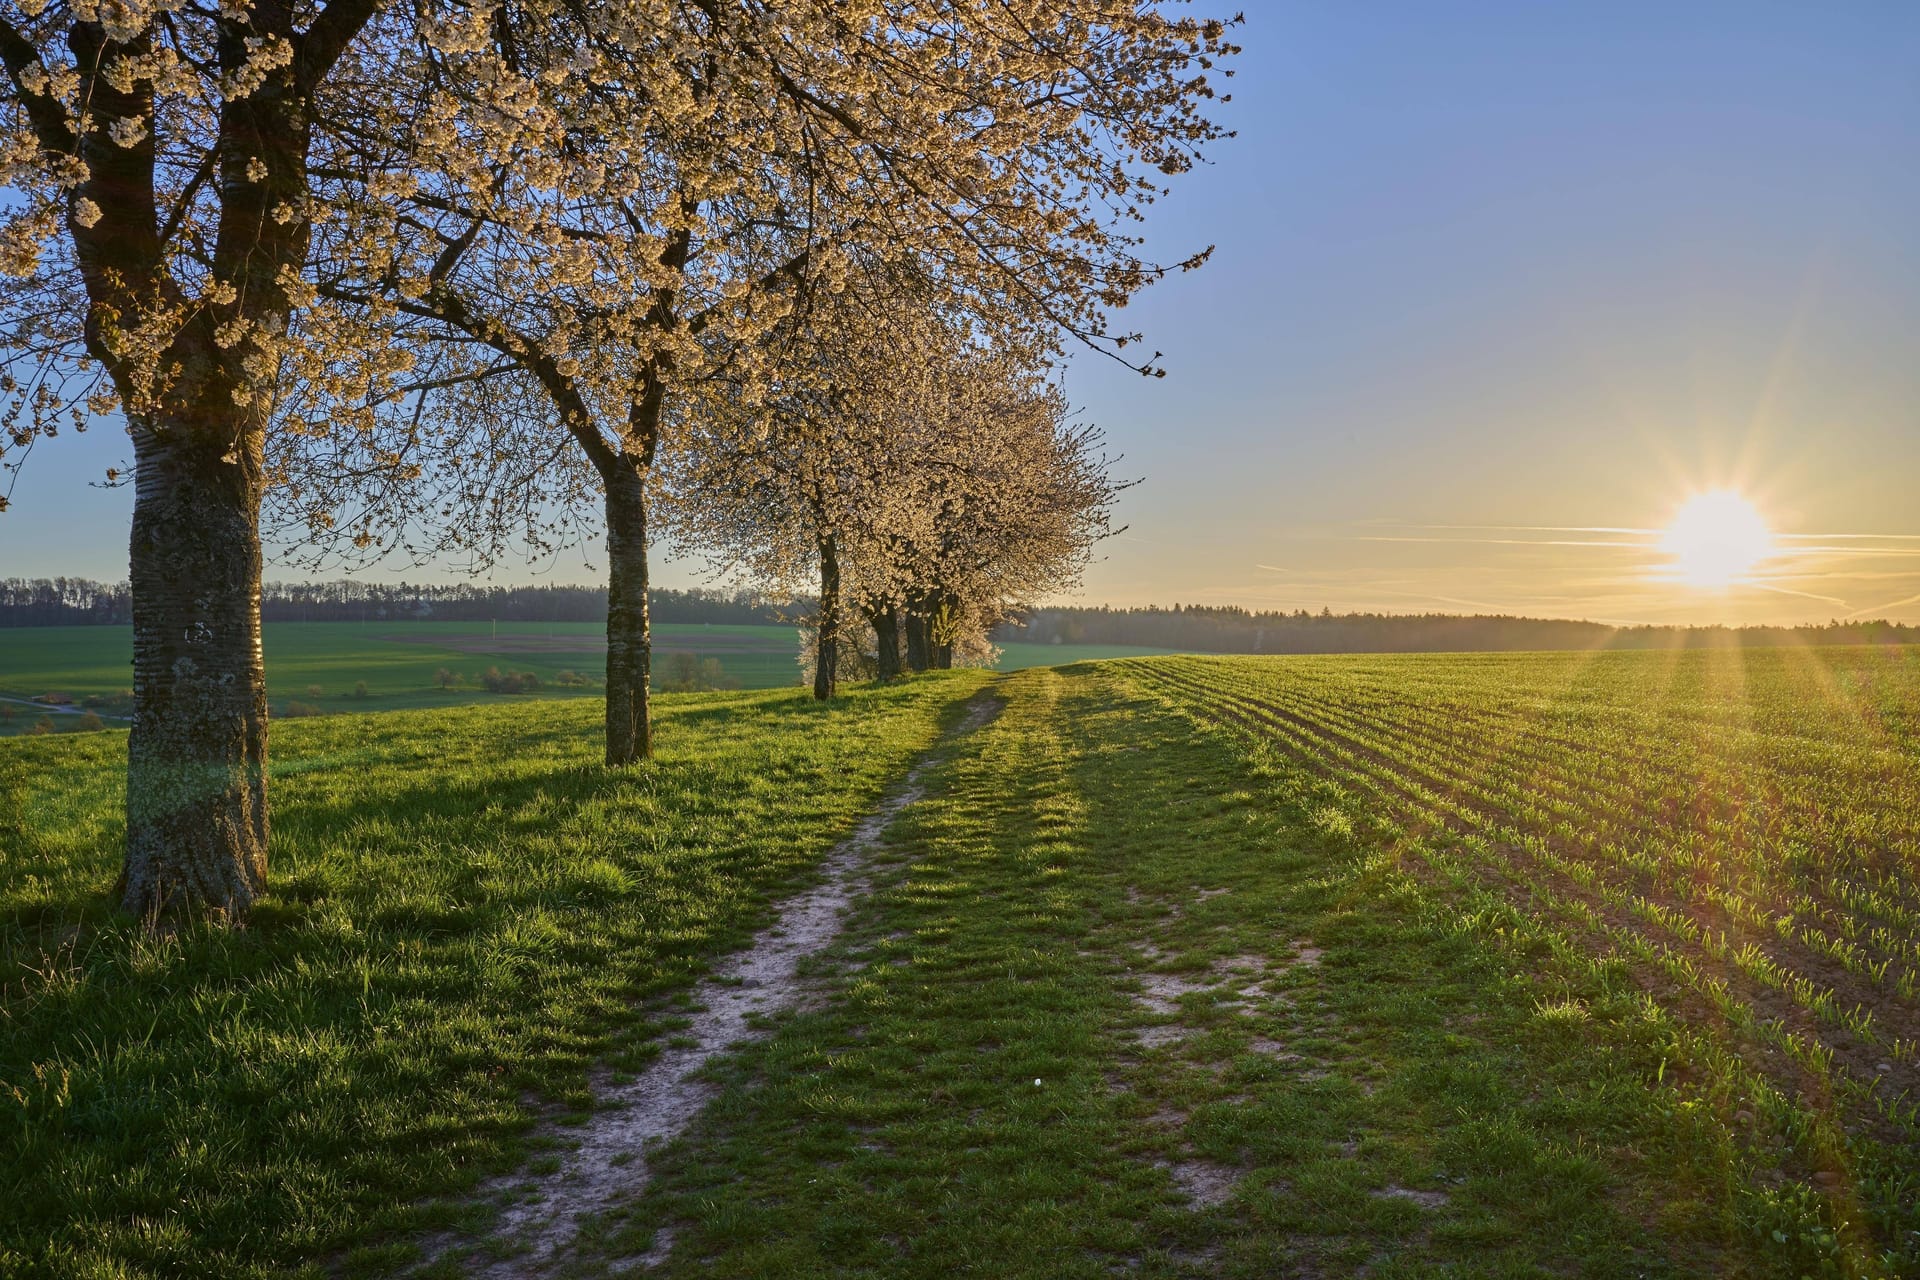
{"left": 0, "top": 625, "right": 1170, "bottom": 736}
{"left": 4, "top": 648, "right": 1917, "bottom": 1278}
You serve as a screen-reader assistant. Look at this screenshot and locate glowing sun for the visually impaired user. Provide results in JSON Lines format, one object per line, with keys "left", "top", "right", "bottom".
{"left": 1659, "top": 490, "right": 1776, "bottom": 589}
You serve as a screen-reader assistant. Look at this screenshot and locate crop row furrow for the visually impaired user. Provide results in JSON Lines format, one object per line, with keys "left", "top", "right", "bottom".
{"left": 1130, "top": 661, "right": 1894, "bottom": 1142}
{"left": 1190, "top": 666, "right": 1920, "bottom": 967}
{"left": 1128, "top": 661, "right": 1916, "bottom": 1077}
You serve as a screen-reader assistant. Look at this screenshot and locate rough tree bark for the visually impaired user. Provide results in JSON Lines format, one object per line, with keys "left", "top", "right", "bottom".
{"left": 120, "top": 399, "right": 270, "bottom": 920}
{"left": 870, "top": 602, "right": 903, "bottom": 680}
{"left": 813, "top": 532, "right": 841, "bottom": 700}
{"left": 603, "top": 460, "right": 653, "bottom": 764}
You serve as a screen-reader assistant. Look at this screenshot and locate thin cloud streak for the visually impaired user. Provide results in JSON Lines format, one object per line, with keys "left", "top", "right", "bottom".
{"left": 1230, "top": 520, "right": 1920, "bottom": 626}
{"left": 1842, "top": 592, "right": 1920, "bottom": 621}
{"left": 1374, "top": 521, "right": 1661, "bottom": 536}
{"left": 1747, "top": 582, "right": 1852, "bottom": 608}
{"left": 1355, "top": 536, "right": 1649, "bottom": 549}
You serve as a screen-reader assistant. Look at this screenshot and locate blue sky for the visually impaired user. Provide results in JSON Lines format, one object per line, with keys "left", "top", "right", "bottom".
{"left": 6, "top": 3, "right": 1920, "bottom": 624}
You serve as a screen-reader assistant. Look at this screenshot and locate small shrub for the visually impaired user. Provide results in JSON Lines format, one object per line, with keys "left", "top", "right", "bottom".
{"left": 73, "top": 711, "right": 105, "bottom": 732}
{"left": 353, "top": 681, "right": 369, "bottom": 699}
{"left": 660, "top": 652, "right": 699, "bottom": 692}
{"left": 27, "top": 716, "right": 55, "bottom": 735}
{"left": 480, "top": 667, "right": 539, "bottom": 694}
{"left": 281, "top": 700, "right": 322, "bottom": 718}
{"left": 555, "top": 669, "right": 589, "bottom": 687}
{"left": 435, "top": 667, "right": 457, "bottom": 689}
{"left": 307, "top": 684, "right": 324, "bottom": 700}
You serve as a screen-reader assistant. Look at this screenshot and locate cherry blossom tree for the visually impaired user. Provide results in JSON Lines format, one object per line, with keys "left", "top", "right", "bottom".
{"left": 658, "top": 291, "right": 945, "bottom": 699}
{"left": 888, "top": 353, "right": 1129, "bottom": 671}
{"left": 663, "top": 296, "right": 1126, "bottom": 695}
{"left": 0, "top": 0, "right": 384, "bottom": 920}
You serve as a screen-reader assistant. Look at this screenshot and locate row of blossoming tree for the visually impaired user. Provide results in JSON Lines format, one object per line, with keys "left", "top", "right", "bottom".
{"left": 0, "top": 0, "right": 1237, "bottom": 924}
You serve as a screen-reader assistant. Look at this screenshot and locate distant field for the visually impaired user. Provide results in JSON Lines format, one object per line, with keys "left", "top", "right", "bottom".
{"left": 0, "top": 622, "right": 799, "bottom": 733}
{"left": 0, "top": 624, "right": 1172, "bottom": 734}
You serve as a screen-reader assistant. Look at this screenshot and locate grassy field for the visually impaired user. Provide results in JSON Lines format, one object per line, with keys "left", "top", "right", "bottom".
{"left": 0, "top": 625, "right": 1174, "bottom": 735}
{"left": 4, "top": 647, "right": 1917, "bottom": 1277}
{"left": 0, "top": 675, "right": 994, "bottom": 1278}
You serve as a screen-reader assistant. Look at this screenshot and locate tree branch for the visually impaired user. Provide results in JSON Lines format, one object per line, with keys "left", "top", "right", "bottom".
{"left": 0, "top": 15, "right": 75, "bottom": 152}
{"left": 294, "top": 0, "right": 381, "bottom": 95}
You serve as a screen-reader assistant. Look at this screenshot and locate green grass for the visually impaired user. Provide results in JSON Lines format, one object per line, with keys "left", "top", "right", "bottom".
{"left": 579, "top": 651, "right": 1916, "bottom": 1279}
{"left": 573, "top": 665, "right": 1707, "bottom": 1277}
{"left": 7, "top": 647, "right": 1918, "bottom": 1278}
{"left": 0, "top": 673, "right": 992, "bottom": 1278}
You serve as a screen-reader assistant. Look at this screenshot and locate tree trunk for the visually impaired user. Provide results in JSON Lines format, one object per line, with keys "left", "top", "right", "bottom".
{"left": 604, "top": 464, "right": 652, "bottom": 764}
{"left": 120, "top": 413, "right": 269, "bottom": 922}
{"left": 871, "top": 603, "right": 903, "bottom": 681}
{"left": 904, "top": 601, "right": 931, "bottom": 673}
{"left": 813, "top": 533, "right": 841, "bottom": 701}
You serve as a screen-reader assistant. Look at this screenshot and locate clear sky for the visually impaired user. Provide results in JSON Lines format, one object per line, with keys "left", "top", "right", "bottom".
{"left": 5, "top": 2, "right": 1919, "bottom": 625}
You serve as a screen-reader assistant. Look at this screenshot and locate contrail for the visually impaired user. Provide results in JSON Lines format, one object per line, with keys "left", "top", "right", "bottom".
{"left": 1354, "top": 535, "right": 1648, "bottom": 549}
{"left": 1747, "top": 581, "right": 1851, "bottom": 608}
{"left": 1841, "top": 591, "right": 1920, "bottom": 621}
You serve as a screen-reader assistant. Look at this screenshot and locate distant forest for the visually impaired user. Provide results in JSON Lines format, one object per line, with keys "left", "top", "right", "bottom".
{"left": 9, "top": 579, "right": 1920, "bottom": 653}
{"left": 1000, "top": 604, "right": 1920, "bottom": 653}
{"left": 0, "top": 579, "right": 785, "bottom": 627}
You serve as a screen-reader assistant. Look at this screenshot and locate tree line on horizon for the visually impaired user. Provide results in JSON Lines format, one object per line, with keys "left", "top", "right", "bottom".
{"left": 1007, "top": 604, "right": 1920, "bottom": 653}
{"left": 0, "top": 3, "right": 1241, "bottom": 923}
{"left": 0, "top": 579, "right": 785, "bottom": 627}
{"left": 16, "top": 578, "right": 1918, "bottom": 658}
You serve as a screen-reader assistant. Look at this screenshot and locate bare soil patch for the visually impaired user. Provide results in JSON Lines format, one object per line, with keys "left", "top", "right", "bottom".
{"left": 1157, "top": 1158, "right": 1240, "bottom": 1208}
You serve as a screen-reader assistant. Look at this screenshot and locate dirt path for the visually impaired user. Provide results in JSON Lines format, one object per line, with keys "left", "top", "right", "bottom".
{"left": 447, "top": 692, "right": 1003, "bottom": 1277}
